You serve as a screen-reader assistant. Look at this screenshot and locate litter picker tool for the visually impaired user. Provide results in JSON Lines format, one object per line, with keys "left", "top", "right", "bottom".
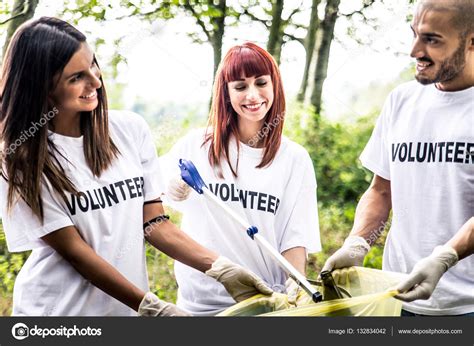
{"left": 179, "top": 159, "right": 322, "bottom": 303}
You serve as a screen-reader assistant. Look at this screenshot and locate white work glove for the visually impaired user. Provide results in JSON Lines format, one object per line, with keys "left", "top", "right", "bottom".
{"left": 138, "top": 292, "right": 190, "bottom": 316}
{"left": 395, "top": 245, "right": 458, "bottom": 302}
{"left": 166, "top": 176, "right": 191, "bottom": 201}
{"left": 205, "top": 256, "right": 273, "bottom": 302}
{"left": 321, "top": 235, "right": 370, "bottom": 272}
{"left": 285, "top": 278, "right": 302, "bottom": 306}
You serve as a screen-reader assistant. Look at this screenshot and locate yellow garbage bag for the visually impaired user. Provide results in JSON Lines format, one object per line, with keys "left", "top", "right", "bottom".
{"left": 218, "top": 267, "right": 407, "bottom": 317}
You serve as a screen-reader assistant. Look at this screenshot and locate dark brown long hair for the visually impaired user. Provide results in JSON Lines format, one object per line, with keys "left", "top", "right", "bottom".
{"left": 0, "top": 17, "right": 119, "bottom": 222}
{"left": 204, "top": 42, "right": 286, "bottom": 177}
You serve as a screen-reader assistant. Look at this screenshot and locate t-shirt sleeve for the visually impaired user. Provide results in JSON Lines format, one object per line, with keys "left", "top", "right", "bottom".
{"left": 359, "top": 94, "right": 393, "bottom": 180}
{"left": 0, "top": 179, "right": 73, "bottom": 252}
{"left": 278, "top": 152, "right": 321, "bottom": 255}
{"left": 135, "top": 115, "right": 165, "bottom": 202}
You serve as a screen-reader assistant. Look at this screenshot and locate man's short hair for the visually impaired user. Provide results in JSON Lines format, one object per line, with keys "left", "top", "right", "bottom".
{"left": 420, "top": 0, "right": 474, "bottom": 36}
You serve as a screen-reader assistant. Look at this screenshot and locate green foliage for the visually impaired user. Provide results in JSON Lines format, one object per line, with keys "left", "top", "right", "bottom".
{"left": 363, "top": 246, "right": 383, "bottom": 269}
{"left": 150, "top": 109, "right": 207, "bottom": 156}
{"left": 146, "top": 249, "right": 178, "bottom": 302}
{"left": 306, "top": 115, "right": 375, "bottom": 209}
{"left": 307, "top": 204, "right": 353, "bottom": 279}
{"left": 285, "top": 103, "right": 375, "bottom": 210}
{"left": 63, "top": 0, "right": 108, "bottom": 22}
{"left": 0, "top": 222, "right": 30, "bottom": 315}
{"left": 145, "top": 209, "right": 182, "bottom": 303}
{"left": 0, "top": 1, "right": 11, "bottom": 17}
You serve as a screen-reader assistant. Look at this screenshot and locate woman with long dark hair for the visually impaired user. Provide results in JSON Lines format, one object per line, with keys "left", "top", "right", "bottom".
{"left": 162, "top": 42, "right": 321, "bottom": 315}
{"left": 0, "top": 18, "right": 272, "bottom": 316}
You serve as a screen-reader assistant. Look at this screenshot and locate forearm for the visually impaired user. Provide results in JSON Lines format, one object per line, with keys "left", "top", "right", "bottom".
{"left": 282, "top": 246, "right": 306, "bottom": 275}
{"left": 143, "top": 201, "right": 218, "bottom": 272}
{"left": 350, "top": 176, "right": 392, "bottom": 246}
{"left": 447, "top": 217, "right": 474, "bottom": 260}
{"left": 145, "top": 219, "right": 217, "bottom": 273}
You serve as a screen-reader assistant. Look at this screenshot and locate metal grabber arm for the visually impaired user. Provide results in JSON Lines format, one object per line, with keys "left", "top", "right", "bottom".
{"left": 179, "top": 159, "right": 322, "bottom": 303}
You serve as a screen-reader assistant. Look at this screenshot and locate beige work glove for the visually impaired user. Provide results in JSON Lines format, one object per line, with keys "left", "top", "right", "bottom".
{"left": 205, "top": 256, "right": 273, "bottom": 302}
{"left": 167, "top": 176, "right": 191, "bottom": 201}
{"left": 321, "top": 235, "right": 370, "bottom": 272}
{"left": 395, "top": 245, "right": 458, "bottom": 302}
{"left": 285, "top": 278, "right": 304, "bottom": 306}
{"left": 138, "top": 292, "right": 190, "bottom": 316}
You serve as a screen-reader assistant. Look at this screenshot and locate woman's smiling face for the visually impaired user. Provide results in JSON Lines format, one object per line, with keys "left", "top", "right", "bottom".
{"left": 49, "top": 42, "right": 102, "bottom": 117}
{"left": 227, "top": 74, "right": 274, "bottom": 129}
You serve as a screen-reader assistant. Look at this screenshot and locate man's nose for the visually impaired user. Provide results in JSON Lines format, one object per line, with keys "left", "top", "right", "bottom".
{"left": 410, "top": 38, "right": 425, "bottom": 59}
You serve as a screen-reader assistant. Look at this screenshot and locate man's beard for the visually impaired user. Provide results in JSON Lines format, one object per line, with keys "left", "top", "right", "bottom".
{"left": 416, "top": 39, "right": 467, "bottom": 85}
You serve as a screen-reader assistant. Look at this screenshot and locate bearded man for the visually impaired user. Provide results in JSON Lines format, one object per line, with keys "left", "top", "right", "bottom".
{"left": 322, "top": 0, "right": 474, "bottom": 316}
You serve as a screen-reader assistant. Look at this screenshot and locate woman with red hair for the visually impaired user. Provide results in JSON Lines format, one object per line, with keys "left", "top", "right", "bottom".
{"left": 0, "top": 20, "right": 272, "bottom": 316}
{"left": 161, "top": 42, "right": 321, "bottom": 315}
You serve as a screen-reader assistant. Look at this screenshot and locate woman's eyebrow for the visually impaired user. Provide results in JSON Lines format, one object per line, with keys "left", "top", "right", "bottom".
{"left": 65, "top": 55, "right": 96, "bottom": 79}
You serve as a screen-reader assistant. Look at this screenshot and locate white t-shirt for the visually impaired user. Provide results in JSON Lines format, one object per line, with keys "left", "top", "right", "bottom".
{"left": 160, "top": 129, "right": 321, "bottom": 315}
{"left": 360, "top": 81, "right": 474, "bottom": 315}
{"left": 1, "top": 111, "right": 163, "bottom": 316}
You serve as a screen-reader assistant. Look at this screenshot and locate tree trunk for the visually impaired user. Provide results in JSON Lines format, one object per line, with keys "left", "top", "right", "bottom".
{"left": 266, "top": 0, "right": 284, "bottom": 64}
{"left": 2, "top": 0, "right": 39, "bottom": 58}
{"left": 208, "top": 0, "right": 226, "bottom": 109}
{"left": 310, "top": 0, "right": 340, "bottom": 114}
{"left": 297, "top": 0, "right": 322, "bottom": 102}
{"left": 210, "top": 0, "right": 226, "bottom": 79}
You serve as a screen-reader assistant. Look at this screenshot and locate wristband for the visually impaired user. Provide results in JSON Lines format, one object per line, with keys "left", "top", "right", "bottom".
{"left": 143, "top": 214, "right": 170, "bottom": 231}
{"left": 144, "top": 199, "right": 163, "bottom": 205}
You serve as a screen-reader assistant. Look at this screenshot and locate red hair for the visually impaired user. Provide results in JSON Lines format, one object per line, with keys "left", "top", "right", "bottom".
{"left": 204, "top": 42, "right": 286, "bottom": 177}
